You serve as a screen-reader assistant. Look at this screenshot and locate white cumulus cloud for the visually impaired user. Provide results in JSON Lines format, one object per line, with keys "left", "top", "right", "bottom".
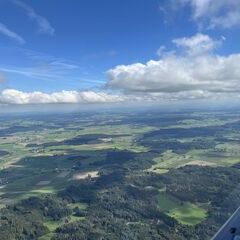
{"left": 107, "top": 34, "right": 240, "bottom": 98}
{"left": 172, "top": 33, "right": 222, "bottom": 56}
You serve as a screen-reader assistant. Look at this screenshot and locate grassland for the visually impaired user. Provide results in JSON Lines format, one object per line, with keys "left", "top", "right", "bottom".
{"left": 68, "top": 202, "right": 88, "bottom": 210}
{"left": 39, "top": 202, "right": 87, "bottom": 240}
{"left": 148, "top": 150, "right": 195, "bottom": 172}
{"left": 40, "top": 215, "right": 85, "bottom": 240}
{"left": 157, "top": 193, "right": 207, "bottom": 225}
{"left": 148, "top": 140, "right": 240, "bottom": 173}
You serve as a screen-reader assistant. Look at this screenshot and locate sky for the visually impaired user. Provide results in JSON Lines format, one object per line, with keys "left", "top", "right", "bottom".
{"left": 0, "top": 0, "right": 240, "bottom": 105}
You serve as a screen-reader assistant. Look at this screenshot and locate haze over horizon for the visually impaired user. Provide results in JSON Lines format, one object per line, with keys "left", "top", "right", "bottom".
{"left": 0, "top": 0, "right": 240, "bottom": 105}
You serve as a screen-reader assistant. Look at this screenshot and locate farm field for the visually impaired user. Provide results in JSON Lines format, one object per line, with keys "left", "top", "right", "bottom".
{"left": 157, "top": 193, "right": 207, "bottom": 225}
{"left": 0, "top": 110, "right": 240, "bottom": 239}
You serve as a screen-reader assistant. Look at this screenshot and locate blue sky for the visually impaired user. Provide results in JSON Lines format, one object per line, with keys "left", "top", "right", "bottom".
{"left": 0, "top": 0, "right": 240, "bottom": 104}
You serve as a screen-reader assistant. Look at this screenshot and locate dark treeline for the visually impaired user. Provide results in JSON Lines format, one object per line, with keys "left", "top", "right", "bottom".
{"left": 1, "top": 166, "right": 239, "bottom": 240}
{"left": 139, "top": 138, "right": 216, "bottom": 154}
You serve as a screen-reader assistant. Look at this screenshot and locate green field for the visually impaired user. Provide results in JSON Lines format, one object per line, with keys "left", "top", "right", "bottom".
{"left": 39, "top": 202, "right": 87, "bottom": 240}
{"left": 68, "top": 202, "right": 88, "bottom": 210}
{"left": 157, "top": 193, "right": 207, "bottom": 225}
{"left": 148, "top": 150, "right": 196, "bottom": 172}
{"left": 149, "top": 143, "right": 240, "bottom": 174}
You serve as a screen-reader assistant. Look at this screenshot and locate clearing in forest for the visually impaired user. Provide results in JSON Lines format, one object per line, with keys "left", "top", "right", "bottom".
{"left": 73, "top": 171, "right": 99, "bottom": 180}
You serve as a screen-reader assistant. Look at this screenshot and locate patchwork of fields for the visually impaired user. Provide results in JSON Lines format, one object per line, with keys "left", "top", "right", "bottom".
{"left": 1, "top": 110, "right": 240, "bottom": 239}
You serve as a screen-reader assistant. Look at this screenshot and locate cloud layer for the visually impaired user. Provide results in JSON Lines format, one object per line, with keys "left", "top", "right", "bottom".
{"left": 107, "top": 34, "right": 240, "bottom": 98}
{"left": 0, "top": 89, "right": 124, "bottom": 105}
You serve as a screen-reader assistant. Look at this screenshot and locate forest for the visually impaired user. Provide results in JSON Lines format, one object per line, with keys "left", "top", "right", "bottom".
{"left": 0, "top": 110, "right": 240, "bottom": 239}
